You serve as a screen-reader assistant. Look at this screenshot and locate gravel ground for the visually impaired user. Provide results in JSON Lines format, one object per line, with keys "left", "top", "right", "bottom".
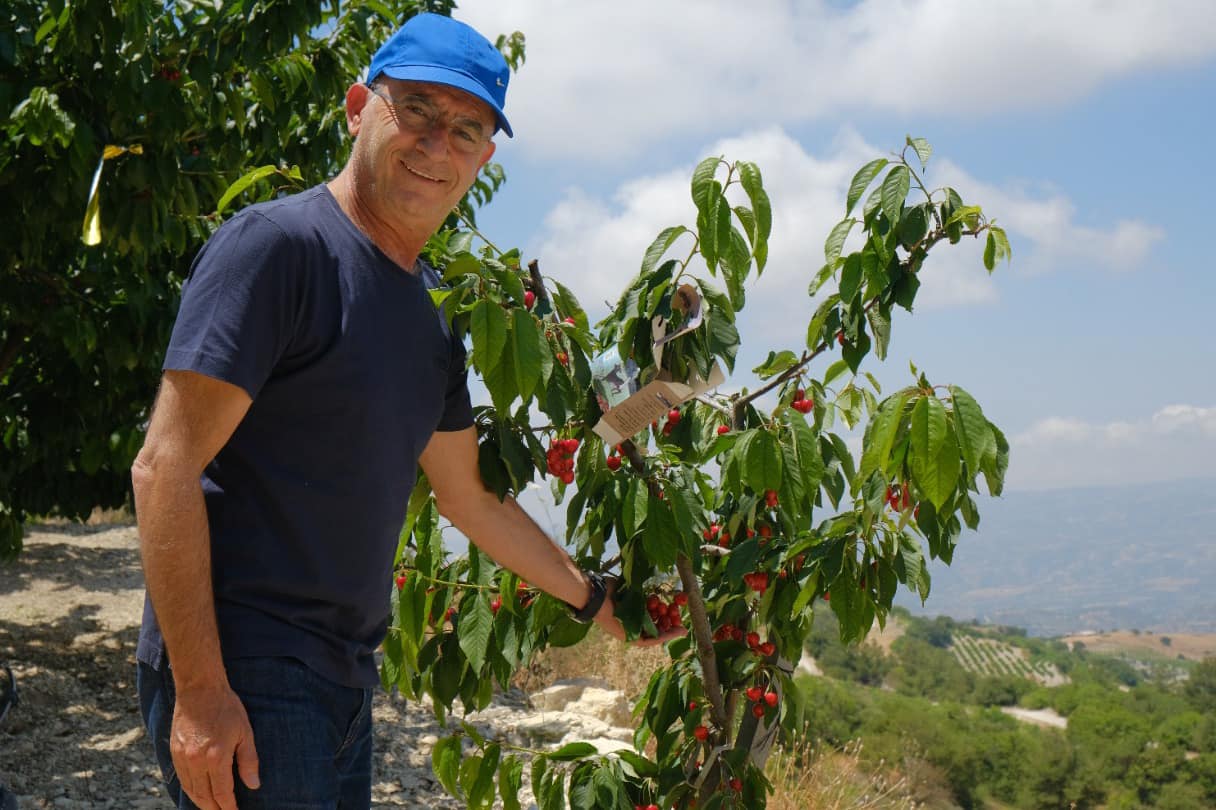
{"left": 0, "top": 523, "right": 533, "bottom": 809}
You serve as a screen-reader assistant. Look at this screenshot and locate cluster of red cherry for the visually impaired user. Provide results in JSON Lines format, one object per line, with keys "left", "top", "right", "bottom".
{"left": 546, "top": 437, "right": 580, "bottom": 484}
{"left": 744, "top": 684, "right": 780, "bottom": 718}
{"left": 654, "top": 407, "right": 682, "bottom": 436}
{"left": 885, "top": 479, "right": 914, "bottom": 510}
{"left": 645, "top": 592, "right": 687, "bottom": 632}
{"left": 156, "top": 67, "right": 182, "bottom": 81}
{"left": 789, "top": 387, "right": 814, "bottom": 414}
{"left": 741, "top": 571, "right": 770, "bottom": 594}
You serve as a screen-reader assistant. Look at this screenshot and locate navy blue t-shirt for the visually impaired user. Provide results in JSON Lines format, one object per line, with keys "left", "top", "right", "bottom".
{"left": 136, "top": 184, "right": 473, "bottom": 687}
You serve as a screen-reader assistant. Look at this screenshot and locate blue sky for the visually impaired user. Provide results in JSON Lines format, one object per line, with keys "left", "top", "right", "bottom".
{"left": 453, "top": 0, "right": 1216, "bottom": 494}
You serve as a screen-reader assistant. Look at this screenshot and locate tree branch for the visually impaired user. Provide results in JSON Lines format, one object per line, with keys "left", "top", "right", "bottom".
{"left": 619, "top": 439, "right": 729, "bottom": 734}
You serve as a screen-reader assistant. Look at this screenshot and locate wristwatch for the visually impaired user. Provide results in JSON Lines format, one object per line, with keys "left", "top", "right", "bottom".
{"left": 568, "top": 571, "right": 610, "bottom": 623}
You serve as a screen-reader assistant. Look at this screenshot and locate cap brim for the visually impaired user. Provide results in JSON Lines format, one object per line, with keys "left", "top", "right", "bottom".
{"left": 378, "top": 65, "right": 513, "bottom": 138}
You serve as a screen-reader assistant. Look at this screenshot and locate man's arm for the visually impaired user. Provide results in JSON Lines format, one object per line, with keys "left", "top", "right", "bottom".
{"left": 419, "top": 427, "right": 672, "bottom": 643}
{"left": 130, "top": 369, "right": 260, "bottom": 809}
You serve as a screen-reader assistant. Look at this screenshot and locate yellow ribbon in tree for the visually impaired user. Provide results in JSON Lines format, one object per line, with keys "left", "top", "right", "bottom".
{"left": 81, "top": 143, "right": 144, "bottom": 246}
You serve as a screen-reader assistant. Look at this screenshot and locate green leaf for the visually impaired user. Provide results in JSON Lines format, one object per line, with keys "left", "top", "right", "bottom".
{"left": 215, "top": 165, "right": 279, "bottom": 214}
{"left": 992, "top": 225, "right": 1012, "bottom": 265}
{"left": 640, "top": 225, "right": 690, "bottom": 277}
{"left": 906, "top": 136, "right": 932, "bottom": 167}
{"left": 621, "top": 477, "right": 648, "bottom": 537}
{"left": 691, "top": 156, "right": 721, "bottom": 211}
{"left": 846, "top": 158, "right": 888, "bottom": 216}
{"left": 510, "top": 309, "right": 544, "bottom": 401}
{"left": 469, "top": 742, "right": 501, "bottom": 808}
{"left": 880, "top": 165, "right": 910, "bottom": 227}
{"left": 824, "top": 218, "right": 856, "bottom": 265}
{"left": 910, "top": 397, "right": 958, "bottom": 509}
{"left": 858, "top": 391, "right": 909, "bottom": 483}
{"left": 949, "top": 385, "right": 995, "bottom": 476}
{"left": 432, "top": 735, "right": 463, "bottom": 798}
{"left": 738, "top": 160, "right": 772, "bottom": 270}
{"left": 745, "top": 430, "right": 783, "bottom": 492}
{"left": 500, "top": 755, "right": 524, "bottom": 810}
{"left": 752, "top": 350, "right": 799, "bottom": 379}
{"left": 549, "top": 741, "right": 598, "bottom": 761}
{"left": 643, "top": 494, "right": 679, "bottom": 567}
{"left": 471, "top": 300, "right": 507, "bottom": 378}
{"left": 839, "top": 253, "right": 863, "bottom": 303}
{"left": 983, "top": 231, "right": 996, "bottom": 271}
{"left": 865, "top": 303, "right": 892, "bottom": 361}
{"left": 458, "top": 593, "right": 494, "bottom": 673}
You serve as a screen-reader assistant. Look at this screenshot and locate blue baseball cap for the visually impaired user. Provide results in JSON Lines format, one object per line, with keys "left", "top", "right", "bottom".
{"left": 367, "top": 13, "right": 513, "bottom": 138}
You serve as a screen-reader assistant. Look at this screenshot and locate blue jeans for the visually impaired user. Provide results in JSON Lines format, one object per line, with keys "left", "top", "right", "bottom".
{"left": 138, "top": 657, "right": 373, "bottom": 809}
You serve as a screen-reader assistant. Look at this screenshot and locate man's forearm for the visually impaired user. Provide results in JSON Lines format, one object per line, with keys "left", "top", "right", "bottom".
{"left": 132, "top": 459, "right": 228, "bottom": 690}
{"left": 440, "top": 491, "right": 591, "bottom": 610}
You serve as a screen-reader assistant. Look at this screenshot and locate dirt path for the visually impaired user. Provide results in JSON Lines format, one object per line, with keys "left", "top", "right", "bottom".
{"left": 0, "top": 523, "right": 470, "bottom": 808}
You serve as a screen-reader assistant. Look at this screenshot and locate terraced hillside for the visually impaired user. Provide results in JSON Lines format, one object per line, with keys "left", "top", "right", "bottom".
{"left": 950, "top": 634, "right": 1068, "bottom": 686}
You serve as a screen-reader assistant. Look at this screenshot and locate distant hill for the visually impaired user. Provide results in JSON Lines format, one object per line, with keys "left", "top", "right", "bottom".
{"left": 895, "top": 477, "right": 1216, "bottom": 636}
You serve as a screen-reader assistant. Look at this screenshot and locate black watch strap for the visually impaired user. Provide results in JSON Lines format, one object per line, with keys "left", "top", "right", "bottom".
{"left": 569, "top": 572, "right": 609, "bottom": 623}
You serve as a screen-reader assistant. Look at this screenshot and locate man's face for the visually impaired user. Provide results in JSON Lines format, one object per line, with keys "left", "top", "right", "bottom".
{"left": 346, "top": 77, "right": 497, "bottom": 232}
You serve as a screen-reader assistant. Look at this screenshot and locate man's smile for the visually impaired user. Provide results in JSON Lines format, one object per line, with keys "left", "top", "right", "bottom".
{"left": 402, "top": 161, "right": 443, "bottom": 183}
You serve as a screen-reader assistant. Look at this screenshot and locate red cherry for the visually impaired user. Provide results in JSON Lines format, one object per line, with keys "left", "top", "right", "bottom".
{"left": 395, "top": 575, "right": 408, "bottom": 590}
{"left": 646, "top": 805, "right": 659, "bottom": 810}
{"left": 746, "top": 528, "right": 755, "bottom": 539}
{"left": 759, "top": 642, "right": 776, "bottom": 656}
{"left": 662, "top": 422, "right": 673, "bottom": 436}
{"left": 758, "top": 525, "right": 772, "bottom": 539}
{"left": 716, "top": 424, "right": 730, "bottom": 435}
{"left": 606, "top": 455, "right": 622, "bottom": 471}
{"left": 490, "top": 596, "right": 502, "bottom": 614}
{"left": 561, "top": 471, "right": 575, "bottom": 485}
{"left": 746, "top": 632, "right": 760, "bottom": 649}
{"left": 730, "top": 778, "right": 743, "bottom": 792}
{"left": 563, "top": 316, "right": 576, "bottom": 325}
{"left": 688, "top": 700, "right": 697, "bottom": 710}
{"left": 823, "top": 591, "right": 831, "bottom": 602}
{"left": 764, "top": 692, "right": 778, "bottom": 707}
{"left": 668, "top": 408, "right": 681, "bottom": 424}
{"left": 718, "top": 532, "right": 731, "bottom": 548}
{"left": 746, "top": 686, "right": 763, "bottom": 702}
{"left": 646, "top": 595, "right": 661, "bottom": 612}
{"left": 556, "top": 351, "right": 568, "bottom": 366}
{"left": 752, "top": 703, "right": 766, "bottom": 718}
{"left": 524, "top": 290, "right": 536, "bottom": 309}
{"left": 673, "top": 592, "right": 688, "bottom": 607}
{"left": 693, "top": 725, "right": 709, "bottom": 741}
{"left": 764, "top": 489, "right": 779, "bottom": 507}
{"left": 730, "top": 627, "right": 744, "bottom": 642}
{"left": 836, "top": 330, "right": 844, "bottom": 345}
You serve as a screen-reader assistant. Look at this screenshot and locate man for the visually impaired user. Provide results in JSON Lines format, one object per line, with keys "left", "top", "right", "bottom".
{"left": 132, "top": 13, "right": 671, "bottom": 810}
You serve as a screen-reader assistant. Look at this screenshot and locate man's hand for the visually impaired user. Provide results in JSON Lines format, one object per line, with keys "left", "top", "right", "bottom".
{"left": 170, "top": 684, "right": 260, "bottom": 810}
{"left": 592, "top": 578, "right": 686, "bottom": 647}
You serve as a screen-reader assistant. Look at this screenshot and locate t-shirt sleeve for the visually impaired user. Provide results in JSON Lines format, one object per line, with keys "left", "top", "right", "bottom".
{"left": 164, "top": 212, "right": 298, "bottom": 399}
{"left": 435, "top": 335, "right": 474, "bottom": 432}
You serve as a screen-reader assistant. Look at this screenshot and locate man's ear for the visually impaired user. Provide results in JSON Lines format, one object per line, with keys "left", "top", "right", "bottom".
{"left": 345, "top": 83, "right": 371, "bottom": 137}
{"left": 478, "top": 139, "right": 497, "bottom": 168}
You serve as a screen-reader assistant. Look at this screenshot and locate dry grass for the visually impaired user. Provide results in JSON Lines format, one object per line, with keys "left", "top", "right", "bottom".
{"left": 766, "top": 740, "right": 922, "bottom": 810}
{"left": 1059, "top": 629, "right": 1216, "bottom": 662}
{"left": 512, "top": 623, "right": 673, "bottom": 699}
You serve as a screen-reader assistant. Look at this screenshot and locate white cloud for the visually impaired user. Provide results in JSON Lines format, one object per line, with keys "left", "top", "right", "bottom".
{"left": 1008, "top": 405, "right": 1216, "bottom": 489}
{"left": 529, "top": 126, "right": 1159, "bottom": 346}
{"left": 460, "top": 0, "right": 1216, "bottom": 159}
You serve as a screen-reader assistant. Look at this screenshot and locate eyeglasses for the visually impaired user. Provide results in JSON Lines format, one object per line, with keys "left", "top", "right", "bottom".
{"left": 366, "top": 84, "right": 492, "bottom": 155}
